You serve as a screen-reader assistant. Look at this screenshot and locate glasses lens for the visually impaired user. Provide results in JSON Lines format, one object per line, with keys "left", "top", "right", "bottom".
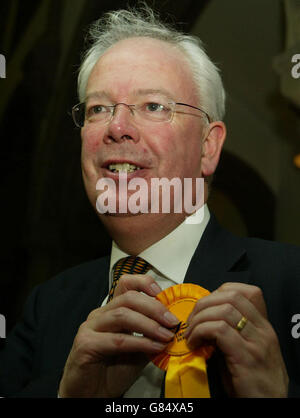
{"left": 86, "top": 105, "right": 112, "bottom": 124}
{"left": 138, "top": 101, "right": 173, "bottom": 122}
{"left": 72, "top": 103, "right": 85, "bottom": 128}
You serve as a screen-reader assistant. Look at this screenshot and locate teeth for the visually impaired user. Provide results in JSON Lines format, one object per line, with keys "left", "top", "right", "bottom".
{"left": 108, "top": 163, "right": 141, "bottom": 173}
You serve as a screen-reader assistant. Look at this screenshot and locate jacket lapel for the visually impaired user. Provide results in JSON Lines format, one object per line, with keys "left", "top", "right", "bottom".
{"left": 184, "top": 214, "right": 251, "bottom": 291}
{"left": 184, "top": 214, "right": 251, "bottom": 398}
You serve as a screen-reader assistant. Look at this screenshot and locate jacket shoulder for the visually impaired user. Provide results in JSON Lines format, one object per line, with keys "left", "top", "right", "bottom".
{"left": 240, "top": 236, "right": 300, "bottom": 270}
{"left": 26, "top": 256, "right": 110, "bottom": 316}
{"left": 39, "top": 256, "right": 109, "bottom": 291}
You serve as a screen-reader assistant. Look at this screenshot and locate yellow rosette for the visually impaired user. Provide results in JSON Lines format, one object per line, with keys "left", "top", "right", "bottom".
{"left": 152, "top": 283, "right": 214, "bottom": 398}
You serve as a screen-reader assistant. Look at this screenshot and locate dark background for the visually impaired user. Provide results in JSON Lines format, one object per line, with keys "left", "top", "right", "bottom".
{"left": 0, "top": 0, "right": 299, "bottom": 333}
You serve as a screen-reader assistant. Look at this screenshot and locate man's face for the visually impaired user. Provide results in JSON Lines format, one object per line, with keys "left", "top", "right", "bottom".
{"left": 81, "top": 37, "right": 207, "bottom": 217}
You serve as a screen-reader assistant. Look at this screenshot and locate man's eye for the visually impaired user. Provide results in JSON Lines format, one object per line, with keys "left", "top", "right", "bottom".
{"left": 145, "top": 102, "right": 166, "bottom": 112}
{"left": 87, "top": 105, "right": 106, "bottom": 116}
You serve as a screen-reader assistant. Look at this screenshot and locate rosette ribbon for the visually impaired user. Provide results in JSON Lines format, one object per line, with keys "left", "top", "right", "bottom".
{"left": 152, "top": 284, "right": 214, "bottom": 398}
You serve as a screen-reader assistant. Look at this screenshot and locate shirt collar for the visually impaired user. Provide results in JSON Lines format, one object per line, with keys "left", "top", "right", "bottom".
{"left": 110, "top": 204, "right": 210, "bottom": 284}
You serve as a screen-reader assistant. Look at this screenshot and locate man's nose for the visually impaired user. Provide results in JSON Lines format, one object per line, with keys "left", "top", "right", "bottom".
{"left": 104, "top": 103, "right": 140, "bottom": 144}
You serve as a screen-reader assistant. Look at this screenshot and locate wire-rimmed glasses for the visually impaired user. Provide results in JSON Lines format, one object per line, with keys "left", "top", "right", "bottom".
{"left": 71, "top": 99, "right": 211, "bottom": 128}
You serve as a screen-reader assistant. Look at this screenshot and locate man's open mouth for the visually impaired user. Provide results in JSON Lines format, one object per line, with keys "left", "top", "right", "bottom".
{"left": 107, "top": 163, "right": 142, "bottom": 173}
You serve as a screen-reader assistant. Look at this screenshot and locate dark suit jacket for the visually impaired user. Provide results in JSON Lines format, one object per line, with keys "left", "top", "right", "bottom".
{"left": 1, "top": 215, "right": 300, "bottom": 397}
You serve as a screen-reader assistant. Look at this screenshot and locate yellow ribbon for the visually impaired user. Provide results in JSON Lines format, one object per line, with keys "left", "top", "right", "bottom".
{"left": 152, "top": 284, "right": 214, "bottom": 398}
{"left": 165, "top": 351, "right": 211, "bottom": 398}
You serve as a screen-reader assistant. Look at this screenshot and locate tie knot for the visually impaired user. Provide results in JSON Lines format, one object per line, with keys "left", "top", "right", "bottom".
{"left": 108, "top": 256, "right": 151, "bottom": 302}
{"left": 115, "top": 256, "right": 151, "bottom": 276}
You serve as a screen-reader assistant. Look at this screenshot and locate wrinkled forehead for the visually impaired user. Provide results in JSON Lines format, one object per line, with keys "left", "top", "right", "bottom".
{"left": 85, "top": 37, "right": 198, "bottom": 104}
{"left": 99, "top": 37, "right": 185, "bottom": 62}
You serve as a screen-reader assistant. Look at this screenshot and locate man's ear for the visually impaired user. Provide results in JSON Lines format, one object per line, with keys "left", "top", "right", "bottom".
{"left": 201, "top": 121, "right": 226, "bottom": 177}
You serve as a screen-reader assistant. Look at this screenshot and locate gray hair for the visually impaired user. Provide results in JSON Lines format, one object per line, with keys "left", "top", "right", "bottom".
{"left": 78, "top": 4, "right": 226, "bottom": 121}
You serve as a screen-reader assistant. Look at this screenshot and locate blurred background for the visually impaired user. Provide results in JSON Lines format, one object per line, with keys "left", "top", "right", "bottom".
{"left": 0, "top": 0, "right": 299, "bottom": 333}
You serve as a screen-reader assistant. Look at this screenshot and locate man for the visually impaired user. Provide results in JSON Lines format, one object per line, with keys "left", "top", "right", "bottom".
{"left": 1, "top": 5, "right": 300, "bottom": 398}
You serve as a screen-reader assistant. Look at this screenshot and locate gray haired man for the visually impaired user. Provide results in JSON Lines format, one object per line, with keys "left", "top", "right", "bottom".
{"left": 1, "top": 5, "right": 300, "bottom": 398}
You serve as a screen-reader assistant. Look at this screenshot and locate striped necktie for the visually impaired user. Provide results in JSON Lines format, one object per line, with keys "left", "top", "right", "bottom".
{"left": 108, "top": 256, "right": 151, "bottom": 302}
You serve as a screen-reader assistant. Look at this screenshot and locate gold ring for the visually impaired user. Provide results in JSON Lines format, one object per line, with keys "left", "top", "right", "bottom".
{"left": 236, "top": 316, "right": 248, "bottom": 332}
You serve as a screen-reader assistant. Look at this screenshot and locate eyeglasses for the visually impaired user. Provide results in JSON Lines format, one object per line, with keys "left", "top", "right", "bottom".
{"left": 71, "top": 99, "right": 211, "bottom": 128}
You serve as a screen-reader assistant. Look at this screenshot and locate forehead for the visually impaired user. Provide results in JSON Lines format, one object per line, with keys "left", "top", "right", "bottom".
{"left": 85, "top": 37, "right": 198, "bottom": 102}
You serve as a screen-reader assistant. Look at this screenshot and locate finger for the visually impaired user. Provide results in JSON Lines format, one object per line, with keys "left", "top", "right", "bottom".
{"left": 114, "top": 274, "right": 162, "bottom": 298}
{"left": 185, "top": 303, "right": 256, "bottom": 340}
{"left": 89, "top": 290, "right": 180, "bottom": 329}
{"left": 186, "top": 319, "right": 250, "bottom": 363}
{"left": 216, "top": 282, "right": 268, "bottom": 318}
{"left": 80, "top": 329, "right": 169, "bottom": 357}
{"left": 87, "top": 306, "right": 175, "bottom": 343}
{"left": 188, "top": 288, "right": 266, "bottom": 329}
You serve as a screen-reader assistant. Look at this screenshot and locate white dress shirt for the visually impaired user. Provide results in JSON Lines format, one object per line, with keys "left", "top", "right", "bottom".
{"left": 101, "top": 205, "right": 210, "bottom": 397}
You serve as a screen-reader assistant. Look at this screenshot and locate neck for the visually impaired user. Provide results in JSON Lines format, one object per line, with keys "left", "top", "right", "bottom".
{"left": 100, "top": 185, "right": 209, "bottom": 255}
{"left": 100, "top": 212, "right": 187, "bottom": 255}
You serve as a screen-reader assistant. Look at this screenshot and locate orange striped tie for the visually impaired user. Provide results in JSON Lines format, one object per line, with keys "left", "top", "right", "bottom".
{"left": 108, "top": 256, "right": 151, "bottom": 302}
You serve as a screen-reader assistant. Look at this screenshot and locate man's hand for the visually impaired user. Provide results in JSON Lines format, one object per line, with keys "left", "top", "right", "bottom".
{"left": 58, "top": 275, "right": 179, "bottom": 398}
{"left": 185, "top": 282, "right": 289, "bottom": 397}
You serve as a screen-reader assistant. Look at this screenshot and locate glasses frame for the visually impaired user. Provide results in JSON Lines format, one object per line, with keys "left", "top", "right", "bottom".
{"left": 71, "top": 100, "right": 211, "bottom": 128}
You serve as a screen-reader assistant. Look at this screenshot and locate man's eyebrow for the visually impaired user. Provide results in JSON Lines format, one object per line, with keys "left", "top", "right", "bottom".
{"left": 85, "top": 91, "right": 109, "bottom": 101}
{"left": 135, "top": 88, "right": 174, "bottom": 98}
{"left": 84, "top": 88, "right": 175, "bottom": 102}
